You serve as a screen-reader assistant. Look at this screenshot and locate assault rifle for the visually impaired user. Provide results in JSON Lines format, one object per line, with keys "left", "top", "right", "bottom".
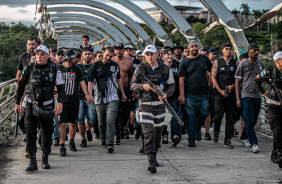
{"left": 139, "top": 70, "right": 184, "bottom": 126}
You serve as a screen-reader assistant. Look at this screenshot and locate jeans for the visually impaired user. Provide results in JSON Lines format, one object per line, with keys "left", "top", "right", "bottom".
{"left": 168, "top": 96, "right": 182, "bottom": 139}
{"left": 95, "top": 100, "right": 119, "bottom": 145}
{"left": 242, "top": 97, "right": 261, "bottom": 145}
{"left": 183, "top": 94, "right": 209, "bottom": 143}
{"left": 77, "top": 99, "right": 97, "bottom": 123}
{"left": 52, "top": 115, "right": 59, "bottom": 142}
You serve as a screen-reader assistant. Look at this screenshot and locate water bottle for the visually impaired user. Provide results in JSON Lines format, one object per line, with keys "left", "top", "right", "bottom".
{"left": 160, "top": 82, "right": 164, "bottom": 90}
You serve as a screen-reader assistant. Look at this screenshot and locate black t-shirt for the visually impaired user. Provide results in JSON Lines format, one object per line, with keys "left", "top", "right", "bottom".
{"left": 17, "top": 53, "right": 31, "bottom": 71}
{"left": 132, "top": 57, "right": 142, "bottom": 70}
{"left": 178, "top": 54, "right": 212, "bottom": 95}
{"left": 77, "top": 63, "right": 93, "bottom": 100}
{"left": 61, "top": 65, "right": 83, "bottom": 107}
{"left": 167, "top": 60, "right": 180, "bottom": 97}
{"left": 88, "top": 60, "right": 120, "bottom": 104}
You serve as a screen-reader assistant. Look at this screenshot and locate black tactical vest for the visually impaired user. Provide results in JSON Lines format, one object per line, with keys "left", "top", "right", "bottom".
{"left": 269, "top": 67, "right": 282, "bottom": 102}
{"left": 139, "top": 62, "right": 170, "bottom": 102}
{"left": 216, "top": 57, "right": 237, "bottom": 90}
{"left": 28, "top": 62, "right": 55, "bottom": 106}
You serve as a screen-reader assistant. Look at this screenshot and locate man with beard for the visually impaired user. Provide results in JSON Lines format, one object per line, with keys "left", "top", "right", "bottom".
{"left": 178, "top": 40, "right": 211, "bottom": 147}
{"left": 88, "top": 47, "right": 127, "bottom": 153}
{"left": 163, "top": 49, "right": 182, "bottom": 146}
{"left": 59, "top": 49, "right": 89, "bottom": 156}
{"left": 17, "top": 38, "right": 38, "bottom": 82}
{"left": 211, "top": 44, "right": 238, "bottom": 148}
{"left": 76, "top": 47, "right": 97, "bottom": 145}
{"left": 235, "top": 43, "right": 265, "bottom": 153}
{"left": 173, "top": 44, "right": 186, "bottom": 63}
{"left": 112, "top": 43, "right": 134, "bottom": 143}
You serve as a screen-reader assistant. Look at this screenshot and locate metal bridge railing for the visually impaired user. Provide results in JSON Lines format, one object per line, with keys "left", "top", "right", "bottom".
{"left": 0, "top": 78, "right": 17, "bottom": 139}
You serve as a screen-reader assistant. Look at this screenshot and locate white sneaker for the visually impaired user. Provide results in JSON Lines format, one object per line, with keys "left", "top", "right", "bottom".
{"left": 242, "top": 139, "right": 251, "bottom": 147}
{"left": 251, "top": 144, "right": 259, "bottom": 153}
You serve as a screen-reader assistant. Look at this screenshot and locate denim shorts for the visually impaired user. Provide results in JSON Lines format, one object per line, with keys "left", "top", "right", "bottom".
{"left": 77, "top": 99, "right": 97, "bottom": 123}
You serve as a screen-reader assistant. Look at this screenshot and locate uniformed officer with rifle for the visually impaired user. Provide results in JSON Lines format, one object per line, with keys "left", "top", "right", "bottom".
{"left": 15, "top": 45, "right": 65, "bottom": 172}
{"left": 130, "top": 45, "right": 176, "bottom": 173}
{"left": 254, "top": 51, "right": 282, "bottom": 168}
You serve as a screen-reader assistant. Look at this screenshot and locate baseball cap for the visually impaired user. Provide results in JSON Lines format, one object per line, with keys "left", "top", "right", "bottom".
{"left": 222, "top": 43, "right": 233, "bottom": 49}
{"left": 56, "top": 48, "right": 64, "bottom": 55}
{"left": 62, "top": 49, "right": 78, "bottom": 61}
{"left": 113, "top": 43, "right": 124, "bottom": 49}
{"left": 164, "top": 46, "right": 172, "bottom": 51}
{"left": 81, "top": 47, "right": 93, "bottom": 53}
{"left": 208, "top": 48, "right": 216, "bottom": 54}
{"left": 188, "top": 40, "right": 199, "bottom": 49}
{"left": 239, "top": 52, "right": 249, "bottom": 60}
{"left": 35, "top": 45, "right": 49, "bottom": 55}
{"left": 164, "top": 49, "right": 173, "bottom": 55}
{"left": 247, "top": 43, "right": 259, "bottom": 51}
{"left": 125, "top": 45, "right": 133, "bottom": 50}
{"left": 143, "top": 45, "right": 157, "bottom": 55}
{"left": 273, "top": 51, "right": 282, "bottom": 61}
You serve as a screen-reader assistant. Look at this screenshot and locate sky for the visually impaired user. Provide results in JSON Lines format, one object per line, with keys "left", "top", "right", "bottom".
{"left": 0, "top": 0, "right": 280, "bottom": 26}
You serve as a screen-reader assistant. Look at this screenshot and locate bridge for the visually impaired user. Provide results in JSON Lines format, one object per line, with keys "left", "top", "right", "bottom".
{"left": 1, "top": 0, "right": 282, "bottom": 183}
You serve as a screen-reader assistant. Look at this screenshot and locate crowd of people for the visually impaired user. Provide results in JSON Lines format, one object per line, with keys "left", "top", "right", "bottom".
{"left": 14, "top": 35, "right": 282, "bottom": 174}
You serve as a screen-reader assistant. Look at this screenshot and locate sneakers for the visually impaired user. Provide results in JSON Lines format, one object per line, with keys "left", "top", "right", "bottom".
{"left": 60, "top": 147, "right": 67, "bottom": 157}
{"left": 69, "top": 141, "right": 77, "bottom": 151}
{"left": 251, "top": 144, "right": 259, "bottom": 153}
{"left": 53, "top": 140, "right": 59, "bottom": 146}
{"left": 115, "top": 136, "right": 121, "bottom": 145}
{"left": 205, "top": 133, "right": 212, "bottom": 140}
{"left": 107, "top": 145, "right": 114, "bottom": 153}
{"left": 86, "top": 130, "right": 93, "bottom": 142}
{"left": 171, "top": 135, "right": 180, "bottom": 147}
{"left": 162, "top": 135, "right": 168, "bottom": 144}
{"left": 94, "top": 133, "right": 100, "bottom": 140}
{"left": 224, "top": 140, "right": 234, "bottom": 149}
{"left": 124, "top": 130, "right": 129, "bottom": 139}
{"left": 80, "top": 139, "right": 87, "bottom": 147}
{"left": 197, "top": 131, "right": 202, "bottom": 141}
{"left": 242, "top": 139, "right": 251, "bottom": 147}
{"left": 101, "top": 142, "right": 107, "bottom": 148}
{"left": 213, "top": 133, "right": 219, "bottom": 143}
{"left": 188, "top": 142, "right": 196, "bottom": 148}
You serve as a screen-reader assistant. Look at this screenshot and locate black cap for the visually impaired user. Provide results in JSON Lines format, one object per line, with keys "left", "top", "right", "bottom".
{"left": 62, "top": 49, "right": 77, "bottom": 61}
{"left": 56, "top": 48, "right": 64, "bottom": 55}
{"left": 113, "top": 43, "right": 124, "bottom": 49}
{"left": 247, "top": 43, "right": 259, "bottom": 51}
{"left": 172, "top": 44, "right": 184, "bottom": 51}
{"left": 81, "top": 47, "right": 93, "bottom": 53}
{"left": 208, "top": 48, "right": 216, "bottom": 54}
{"left": 222, "top": 43, "right": 233, "bottom": 49}
{"left": 164, "top": 49, "right": 173, "bottom": 55}
{"left": 164, "top": 46, "right": 172, "bottom": 51}
{"left": 239, "top": 52, "right": 249, "bottom": 59}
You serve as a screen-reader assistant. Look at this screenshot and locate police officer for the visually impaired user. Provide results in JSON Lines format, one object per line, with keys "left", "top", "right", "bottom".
{"left": 130, "top": 45, "right": 175, "bottom": 173}
{"left": 15, "top": 45, "right": 65, "bottom": 172}
{"left": 254, "top": 51, "right": 282, "bottom": 168}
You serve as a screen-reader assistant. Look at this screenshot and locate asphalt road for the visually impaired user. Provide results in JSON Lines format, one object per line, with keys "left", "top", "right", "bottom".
{"left": 1, "top": 126, "right": 282, "bottom": 184}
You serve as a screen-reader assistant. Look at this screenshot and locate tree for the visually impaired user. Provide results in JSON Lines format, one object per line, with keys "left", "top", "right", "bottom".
{"left": 192, "top": 22, "right": 207, "bottom": 35}
{"left": 240, "top": 3, "right": 251, "bottom": 27}
{"left": 231, "top": 8, "right": 240, "bottom": 19}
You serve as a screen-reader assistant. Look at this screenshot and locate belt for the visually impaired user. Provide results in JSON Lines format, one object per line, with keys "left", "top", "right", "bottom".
{"left": 140, "top": 101, "right": 162, "bottom": 105}
{"left": 266, "top": 97, "right": 282, "bottom": 106}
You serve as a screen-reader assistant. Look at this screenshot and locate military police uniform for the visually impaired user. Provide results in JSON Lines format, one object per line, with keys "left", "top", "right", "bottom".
{"left": 254, "top": 65, "right": 282, "bottom": 168}
{"left": 16, "top": 46, "right": 65, "bottom": 172}
{"left": 130, "top": 59, "right": 175, "bottom": 173}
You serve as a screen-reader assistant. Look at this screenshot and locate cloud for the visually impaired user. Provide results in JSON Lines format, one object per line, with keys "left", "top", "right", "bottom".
{"left": 0, "top": 0, "right": 34, "bottom": 8}
{"left": 18, "top": 9, "right": 28, "bottom": 14}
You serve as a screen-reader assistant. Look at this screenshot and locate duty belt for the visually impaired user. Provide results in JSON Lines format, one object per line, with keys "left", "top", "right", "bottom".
{"left": 265, "top": 97, "right": 282, "bottom": 106}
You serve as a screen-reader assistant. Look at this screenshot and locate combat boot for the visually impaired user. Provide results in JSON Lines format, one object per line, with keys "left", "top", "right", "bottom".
{"left": 25, "top": 153, "right": 38, "bottom": 173}
{"left": 277, "top": 149, "right": 282, "bottom": 168}
{"left": 147, "top": 153, "right": 157, "bottom": 173}
{"left": 271, "top": 149, "right": 278, "bottom": 164}
{"left": 41, "top": 152, "right": 50, "bottom": 169}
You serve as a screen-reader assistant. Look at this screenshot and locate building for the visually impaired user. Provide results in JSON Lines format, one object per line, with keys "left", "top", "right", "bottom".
{"left": 144, "top": 6, "right": 215, "bottom": 24}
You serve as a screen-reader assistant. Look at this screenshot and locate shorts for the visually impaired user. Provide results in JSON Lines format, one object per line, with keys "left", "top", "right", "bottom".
{"left": 77, "top": 99, "right": 97, "bottom": 123}
{"left": 60, "top": 106, "right": 79, "bottom": 124}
